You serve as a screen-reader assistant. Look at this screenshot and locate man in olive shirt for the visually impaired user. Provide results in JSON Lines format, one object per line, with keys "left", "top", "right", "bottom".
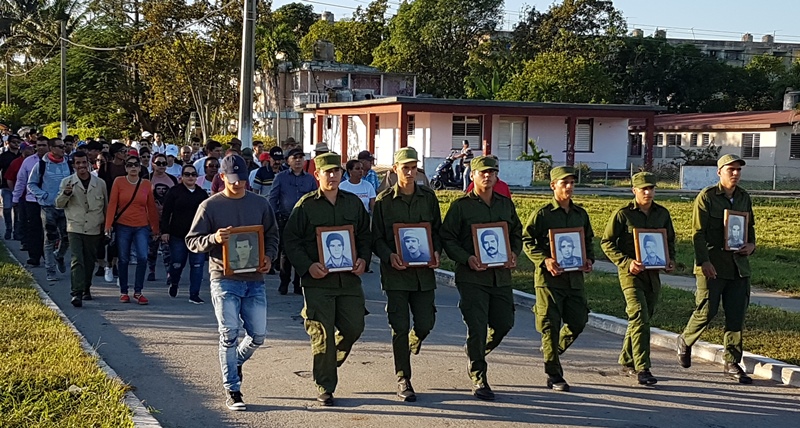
{"left": 372, "top": 147, "right": 441, "bottom": 402}
{"left": 601, "top": 172, "right": 676, "bottom": 386}
{"left": 522, "top": 166, "right": 594, "bottom": 392}
{"left": 678, "top": 154, "right": 756, "bottom": 384}
{"left": 283, "top": 152, "right": 372, "bottom": 406}
{"left": 440, "top": 156, "right": 522, "bottom": 401}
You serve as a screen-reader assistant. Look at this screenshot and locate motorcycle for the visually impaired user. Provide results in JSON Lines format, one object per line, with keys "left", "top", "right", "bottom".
{"left": 431, "top": 150, "right": 463, "bottom": 190}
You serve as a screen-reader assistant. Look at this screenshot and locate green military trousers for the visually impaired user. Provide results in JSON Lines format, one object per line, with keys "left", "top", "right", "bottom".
{"left": 618, "top": 275, "right": 661, "bottom": 371}
{"left": 302, "top": 284, "right": 366, "bottom": 394}
{"left": 533, "top": 286, "right": 589, "bottom": 377}
{"left": 385, "top": 289, "right": 436, "bottom": 379}
{"left": 456, "top": 282, "right": 515, "bottom": 385}
{"left": 682, "top": 275, "right": 750, "bottom": 363}
{"left": 68, "top": 232, "right": 103, "bottom": 297}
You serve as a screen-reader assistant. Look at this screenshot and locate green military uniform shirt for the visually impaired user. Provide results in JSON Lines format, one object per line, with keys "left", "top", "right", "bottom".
{"left": 440, "top": 190, "right": 523, "bottom": 287}
{"left": 600, "top": 199, "right": 676, "bottom": 289}
{"left": 692, "top": 183, "right": 756, "bottom": 279}
{"left": 522, "top": 199, "right": 595, "bottom": 289}
{"left": 372, "top": 183, "right": 442, "bottom": 291}
{"left": 283, "top": 189, "right": 372, "bottom": 288}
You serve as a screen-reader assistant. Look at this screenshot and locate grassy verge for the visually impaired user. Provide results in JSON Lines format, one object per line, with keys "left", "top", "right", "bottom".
{"left": 436, "top": 190, "right": 800, "bottom": 294}
{"left": 0, "top": 243, "right": 134, "bottom": 427}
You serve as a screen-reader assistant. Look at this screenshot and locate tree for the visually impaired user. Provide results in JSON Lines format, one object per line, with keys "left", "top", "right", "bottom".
{"left": 497, "top": 51, "right": 612, "bottom": 103}
{"left": 373, "top": 0, "right": 503, "bottom": 97}
{"left": 299, "top": 19, "right": 340, "bottom": 61}
{"left": 298, "top": 0, "right": 387, "bottom": 65}
{"left": 273, "top": 2, "right": 317, "bottom": 39}
{"left": 464, "top": 38, "right": 513, "bottom": 99}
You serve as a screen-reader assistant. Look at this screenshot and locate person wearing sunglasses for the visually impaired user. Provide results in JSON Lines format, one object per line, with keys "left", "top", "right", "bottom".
{"left": 146, "top": 153, "right": 177, "bottom": 282}
{"left": 14, "top": 135, "right": 51, "bottom": 267}
{"left": 196, "top": 157, "right": 219, "bottom": 195}
{"left": 161, "top": 164, "right": 208, "bottom": 303}
{"left": 105, "top": 154, "right": 160, "bottom": 305}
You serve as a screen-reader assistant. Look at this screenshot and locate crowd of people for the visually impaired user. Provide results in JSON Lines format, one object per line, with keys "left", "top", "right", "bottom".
{"left": 0, "top": 127, "right": 757, "bottom": 413}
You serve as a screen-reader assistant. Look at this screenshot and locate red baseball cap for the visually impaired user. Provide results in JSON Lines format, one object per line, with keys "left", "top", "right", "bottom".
{"left": 259, "top": 152, "right": 270, "bottom": 163}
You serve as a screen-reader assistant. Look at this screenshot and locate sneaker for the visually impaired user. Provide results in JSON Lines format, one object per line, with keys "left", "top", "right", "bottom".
{"left": 133, "top": 293, "right": 149, "bottom": 305}
{"left": 55, "top": 252, "right": 66, "bottom": 274}
{"left": 70, "top": 295, "right": 82, "bottom": 307}
{"left": 104, "top": 267, "right": 114, "bottom": 283}
{"left": 46, "top": 271, "right": 58, "bottom": 282}
{"left": 189, "top": 295, "right": 204, "bottom": 304}
{"left": 95, "top": 266, "right": 104, "bottom": 277}
{"left": 169, "top": 284, "right": 178, "bottom": 297}
{"left": 147, "top": 272, "right": 156, "bottom": 281}
{"left": 225, "top": 390, "right": 246, "bottom": 411}
{"left": 119, "top": 294, "right": 130, "bottom": 303}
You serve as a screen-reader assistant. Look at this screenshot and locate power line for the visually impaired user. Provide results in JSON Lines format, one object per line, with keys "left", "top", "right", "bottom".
{"left": 5, "top": 43, "right": 60, "bottom": 77}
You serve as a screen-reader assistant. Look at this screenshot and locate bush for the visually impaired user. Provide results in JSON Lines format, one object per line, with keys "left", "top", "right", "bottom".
{"left": 209, "top": 134, "right": 277, "bottom": 149}
{"left": 41, "top": 122, "right": 121, "bottom": 140}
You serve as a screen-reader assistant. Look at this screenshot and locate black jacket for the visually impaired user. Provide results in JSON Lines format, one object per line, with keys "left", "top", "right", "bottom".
{"left": 161, "top": 184, "right": 208, "bottom": 238}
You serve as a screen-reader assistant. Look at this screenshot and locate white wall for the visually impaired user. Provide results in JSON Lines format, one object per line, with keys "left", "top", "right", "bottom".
{"left": 375, "top": 113, "right": 398, "bottom": 166}
{"left": 528, "top": 117, "right": 566, "bottom": 163}
{"left": 578, "top": 118, "right": 629, "bottom": 169}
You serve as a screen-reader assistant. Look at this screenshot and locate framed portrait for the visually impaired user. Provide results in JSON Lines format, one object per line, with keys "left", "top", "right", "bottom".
{"left": 223, "top": 225, "right": 265, "bottom": 276}
{"left": 633, "top": 228, "right": 669, "bottom": 270}
{"left": 317, "top": 225, "right": 357, "bottom": 273}
{"left": 472, "top": 222, "right": 512, "bottom": 268}
{"left": 393, "top": 222, "right": 435, "bottom": 267}
{"left": 548, "top": 227, "right": 586, "bottom": 272}
{"left": 724, "top": 209, "right": 749, "bottom": 251}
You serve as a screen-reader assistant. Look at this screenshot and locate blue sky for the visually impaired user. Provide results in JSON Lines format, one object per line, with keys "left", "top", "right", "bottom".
{"left": 275, "top": 0, "right": 800, "bottom": 43}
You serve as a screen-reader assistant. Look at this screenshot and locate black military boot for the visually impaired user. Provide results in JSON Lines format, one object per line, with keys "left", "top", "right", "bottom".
{"left": 724, "top": 362, "right": 753, "bottom": 384}
{"left": 677, "top": 334, "right": 692, "bottom": 368}
{"left": 397, "top": 377, "right": 416, "bottom": 402}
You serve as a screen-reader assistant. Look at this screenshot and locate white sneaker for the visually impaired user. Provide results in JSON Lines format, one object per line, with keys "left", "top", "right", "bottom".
{"left": 104, "top": 267, "right": 114, "bottom": 283}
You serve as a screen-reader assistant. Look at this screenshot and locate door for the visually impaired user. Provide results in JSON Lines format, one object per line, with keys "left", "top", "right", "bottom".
{"left": 497, "top": 118, "right": 527, "bottom": 160}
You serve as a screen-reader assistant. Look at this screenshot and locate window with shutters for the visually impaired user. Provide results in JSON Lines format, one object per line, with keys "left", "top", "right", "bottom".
{"left": 452, "top": 116, "right": 482, "bottom": 149}
{"left": 702, "top": 134, "right": 711, "bottom": 146}
{"left": 665, "top": 133, "right": 682, "bottom": 158}
{"left": 741, "top": 133, "right": 760, "bottom": 159}
{"left": 574, "top": 119, "right": 593, "bottom": 152}
{"left": 407, "top": 115, "right": 415, "bottom": 135}
{"left": 790, "top": 134, "right": 800, "bottom": 159}
{"left": 689, "top": 134, "right": 699, "bottom": 146}
{"left": 629, "top": 134, "right": 642, "bottom": 156}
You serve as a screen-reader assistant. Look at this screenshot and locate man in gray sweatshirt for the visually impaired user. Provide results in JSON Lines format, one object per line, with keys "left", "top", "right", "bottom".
{"left": 186, "top": 154, "right": 279, "bottom": 412}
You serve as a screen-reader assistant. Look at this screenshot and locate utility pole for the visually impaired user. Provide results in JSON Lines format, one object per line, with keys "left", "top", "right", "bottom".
{"left": 237, "top": 0, "right": 256, "bottom": 149}
{"left": 60, "top": 20, "right": 67, "bottom": 137}
{"left": 5, "top": 56, "right": 9, "bottom": 104}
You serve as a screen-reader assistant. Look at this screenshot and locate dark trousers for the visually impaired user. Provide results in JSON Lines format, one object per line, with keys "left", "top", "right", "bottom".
{"left": 386, "top": 289, "right": 436, "bottom": 379}
{"left": 69, "top": 233, "right": 103, "bottom": 297}
{"left": 534, "top": 286, "right": 589, "bottom": 377}
{"left": 619, "top": 276, "right": 660, "bottom": 371}
{"left": 682, "top": 275, "right": 750, "bottom": 363}
{"left": 278, "top": 217, "right": 300, "bottom": 289}
{"left": 302, "top": 285, "right": 366, "bottom": 394}
{"left": 24, "top": 201, "right": 43, "bottom": 264}
{"left": 457, "top": 282, "right": 515, "bottom": 385}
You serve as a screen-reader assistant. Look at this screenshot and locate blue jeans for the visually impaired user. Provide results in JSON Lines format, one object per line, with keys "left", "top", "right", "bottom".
{"left": 210, "top": 279, "right": 267, "bottom": 392}
{"left": 168, "top": 236, "right": 205, "bottom": 297}
{"left": 116, "top": 224, "right": 150, "bottom": 294}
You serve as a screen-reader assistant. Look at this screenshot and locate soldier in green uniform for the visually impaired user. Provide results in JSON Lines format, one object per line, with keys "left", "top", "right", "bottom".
{"left": 372, "top": 147, "right": 442, "bottom": 402}
{"left": 440, "top": 156, "right": 522, "bottom": 401}
{"left": 283, "top": 152, "right": 372, "bottom": 406}
{"left": 600, "top": 172, "right": 676, "bottom": 386}
{"left": 522, "top": 166, "right": 594, "bottom": 392}
{"left": 677, "top": 154, "right": 756, "bottom": 384}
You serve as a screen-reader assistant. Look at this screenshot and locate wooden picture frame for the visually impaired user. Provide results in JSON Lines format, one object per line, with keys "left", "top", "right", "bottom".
{"left": 633, "top": 228, "right": 670, "bottom": 270}
{"left": 316, "top": 225, "right": 357, "bottom": 273}
{"left": 472, "top": 222, "right": 512, "bottom": 268}
{"left": 393, "top": 222, "right": 435, "bottom": 267}
{"left": 548, "top": 227, "right": 587, "bottom": 272}
{"left": 724, "top": 209, "right": 749, "bottom": 251}
{"left": 222, "top": 225, "right": 265, "bottom": 276}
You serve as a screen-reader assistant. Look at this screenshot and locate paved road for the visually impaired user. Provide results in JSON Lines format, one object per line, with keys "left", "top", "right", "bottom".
{"left": 8, "top": 240, "right": 800, "bottom": 428}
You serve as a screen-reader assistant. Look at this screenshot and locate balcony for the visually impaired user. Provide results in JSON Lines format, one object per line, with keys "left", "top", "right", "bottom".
{"left": 293, "top": 91, "right": 329, "bottom": 109}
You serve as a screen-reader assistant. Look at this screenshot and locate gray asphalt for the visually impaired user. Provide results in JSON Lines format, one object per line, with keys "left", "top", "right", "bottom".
{"left": 7, "top": 239, "right": 800, "bottom": 428}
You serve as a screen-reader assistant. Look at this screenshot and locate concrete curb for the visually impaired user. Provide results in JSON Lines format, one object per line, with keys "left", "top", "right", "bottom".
{"left": 4, "top": 247, "right": 162, "bottom": 428}
{"left": 434, "top": 268, "right": 800, "bottom": 388}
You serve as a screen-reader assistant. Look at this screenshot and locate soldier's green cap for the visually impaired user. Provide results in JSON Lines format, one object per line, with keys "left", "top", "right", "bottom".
{"left": 314, "top": 152, "right": 342, "bottom": 172}
{"left": 631, "top": 172, "right": 658, "bottom": 189}
{"left": 394, "top": 147, "right": 419, "bottom": 164}
{"left": 470, "top": 156, "right": 499, "bottom": 172}
{"left": 550, "top": 166, "right": 577, "bottom": 182}
{"left": 717, "top": 153, "right": 746, "bottom": 169}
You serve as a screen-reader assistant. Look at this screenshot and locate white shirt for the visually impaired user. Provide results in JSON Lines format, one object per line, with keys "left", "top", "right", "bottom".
{"left": 339, "top": 179, "right": 376, "bottom": 213}
{"left": 193, "top": 157, "right": 207, "bottom": 177}
{"left": 166, "top": 163, "right": 183, "bottom": 177}
{"left": 151, "top": 142, "right": 167, "bottom": 154}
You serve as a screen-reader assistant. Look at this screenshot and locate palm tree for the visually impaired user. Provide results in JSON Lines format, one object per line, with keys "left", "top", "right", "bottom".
{"left": 0, "top": 0, "right": 87, "bottom": 64}
{"left": 256, "top": 21, "right": 299, "bottom": 142}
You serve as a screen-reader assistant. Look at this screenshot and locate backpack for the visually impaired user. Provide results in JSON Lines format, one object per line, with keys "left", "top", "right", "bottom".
{"left": 38, "top": 158, "right": 74, "bottom": 188}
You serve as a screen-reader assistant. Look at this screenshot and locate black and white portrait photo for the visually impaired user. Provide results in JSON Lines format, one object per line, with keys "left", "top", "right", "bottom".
{"left": 639, "top": 233, "right": 667, "bottom": 268}
{"left": 475, "top": 226, "right": 509, "bottom": 266}
{"left": 222, "top": 225, "right": 265, "bottom": 276}
{"left": 555, "top": 233, "right": 583, "bottom": 270}
{"left": 321, "top": 230, "right": 354, "bottom": 272}
{"left": 398, "top": 227, "right": 431, "bottom": 265}
{"left": 725, "top": 213, "right": 746, "bottom": 251}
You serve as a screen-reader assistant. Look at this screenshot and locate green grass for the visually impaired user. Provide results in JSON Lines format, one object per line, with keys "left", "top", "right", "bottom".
{"left": 437, "top": 190, "right": 800, "bottom": 294}
{"left": 0, "top": 244, "right": 134, "bottom": 428}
